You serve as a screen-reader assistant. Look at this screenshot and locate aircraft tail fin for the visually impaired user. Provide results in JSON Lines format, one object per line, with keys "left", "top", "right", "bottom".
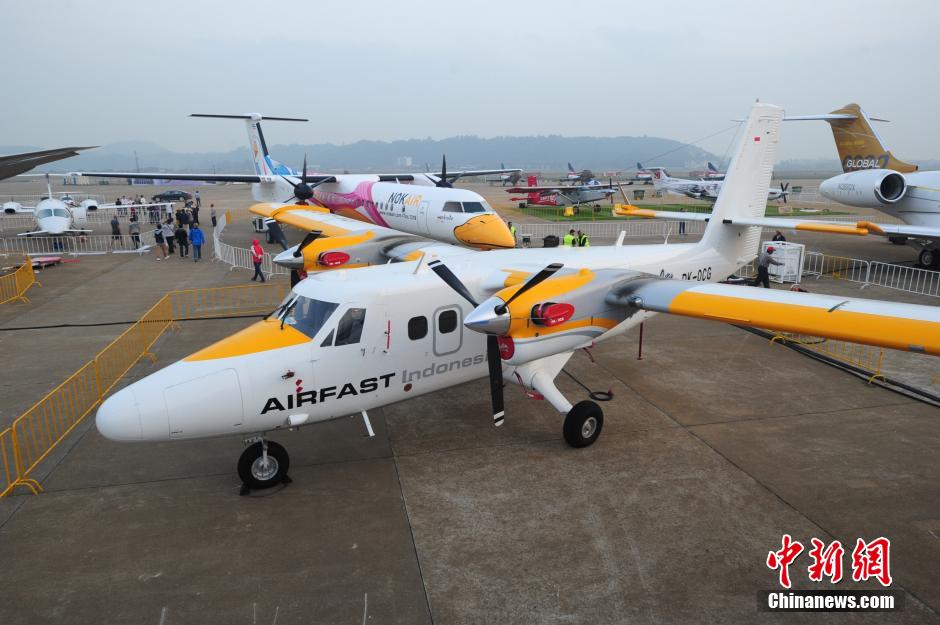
{"left": 567, "top": 162, "right": 575, "bottom": 172}
{"left": 700, "top": 103, "right": 783, "bottom": 266}
{"left": 707, "top": 161, "right": 718, "bottom": 172}
{"left": 190, "top": 114, "right": 307, "bottom": 178}
{"left": 826, "top": 104, "right": 917, "bottom": 173}
{"left": 636, "top": 162, "right": 644, "bottom": 170}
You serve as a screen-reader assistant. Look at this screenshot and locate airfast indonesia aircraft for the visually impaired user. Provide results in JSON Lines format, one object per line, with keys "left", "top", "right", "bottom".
{"left": 96, "top": 104, "right": 940, "bottom": 494}
{"left": 78, "top": 114, "right": 518, "bottom": 250}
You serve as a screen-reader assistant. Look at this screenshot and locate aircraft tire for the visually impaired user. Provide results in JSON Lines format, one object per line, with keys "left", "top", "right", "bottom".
{"left": 563, "top": 401, "right": 604, "bottom": 448}
{"left": 238, "top": 441, "right": 290, "bottom": 490}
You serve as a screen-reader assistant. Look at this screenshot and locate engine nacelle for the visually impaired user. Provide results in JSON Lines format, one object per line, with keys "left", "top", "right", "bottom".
{"left": 819, "top": 169, "right": 907, "bottom": 208}
{"left": 3, "top": 201, "right": 23, "bottom": 214}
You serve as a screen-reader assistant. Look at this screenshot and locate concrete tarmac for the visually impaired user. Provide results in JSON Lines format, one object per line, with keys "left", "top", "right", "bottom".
{"left": 0, "top": 180, "right": 937, "bottom": 624}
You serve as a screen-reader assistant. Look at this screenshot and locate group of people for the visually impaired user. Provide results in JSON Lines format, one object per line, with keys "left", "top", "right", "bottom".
{"left": 152, "top": 212, "right": 206, "bottom": 262}
{"left": 563, "top": 229, "right": 590, "bottom": 247}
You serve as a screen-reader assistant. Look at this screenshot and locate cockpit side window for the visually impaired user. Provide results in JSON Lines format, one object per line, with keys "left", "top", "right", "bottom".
{"left": 334, "top": 307, "right": 367, "bottom": 346}
{"left": 461, "top": 201, "right": 486, "bottom": 213}
{"left": 36, "top": 208, "right": 53, "bottom": 219}
{"left": 442, "top": 201, "right": 463, "bottom": 213}
{"left": 282, "top": 296, "right": 339, "bottom": 339}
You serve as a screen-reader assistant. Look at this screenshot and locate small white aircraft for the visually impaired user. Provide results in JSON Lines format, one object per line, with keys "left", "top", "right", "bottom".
{"left": 78, "top": 114, "right": 519, "bottom": 250}
{"left": 651, "top": 169, "right": 790, "bottom": 202}
{"left": 5, "top": 175, "right": 171, "bottom": 238}
{"left": 95, "top": 103, "right": 940, "bottom": 494}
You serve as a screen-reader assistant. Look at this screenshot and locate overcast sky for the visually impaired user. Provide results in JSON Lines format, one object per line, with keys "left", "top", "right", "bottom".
{"left": 3, "top": 0, "right": 938, "bottom": 162}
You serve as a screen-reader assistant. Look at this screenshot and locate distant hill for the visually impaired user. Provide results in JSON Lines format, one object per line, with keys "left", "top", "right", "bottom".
{"left": 2, "top": 135, "right": 717, "bottom": 174}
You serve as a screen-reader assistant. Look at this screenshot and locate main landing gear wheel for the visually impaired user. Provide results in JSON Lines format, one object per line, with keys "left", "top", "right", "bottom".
{"left": 918, "top": 248, "right": 936, "bottom": 268}
{"left": 238, "top": 440, "right": 291, "bottom": 495}
{"left": 563, "top": 400, "right": 604, "bottom": 448}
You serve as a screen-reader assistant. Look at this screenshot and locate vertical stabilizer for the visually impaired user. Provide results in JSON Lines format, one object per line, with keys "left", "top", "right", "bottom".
{"left": 826, "top": 103, "right": 917, "bottom": 173}
{"left": 701, "top": 103, "right": 783, "bottom": 265}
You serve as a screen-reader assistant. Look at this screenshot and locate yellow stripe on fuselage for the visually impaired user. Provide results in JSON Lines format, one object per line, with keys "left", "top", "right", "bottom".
{"left": 509, "top": 316, "right": 621, "bottom": 340}
{"left": 185, "top": 319, "right": 309, "bottom": 362}
{"left": 670, "top": 291, "right": 940, "bottom": 355}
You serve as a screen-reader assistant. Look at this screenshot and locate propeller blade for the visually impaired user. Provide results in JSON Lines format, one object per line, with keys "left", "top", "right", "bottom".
{"left": 293, "top": 230, "right": 323, "bottom": 257}
{"left": 428, "top": 259, "right": 479, "bottom": 306}
{"left": 265, "top": 219, "right": 290, "bottom": 251}
{"left": 441, "top": 155, "right": 447, "bottom": 182}
{"left": 301, "top": 154, "right": 308, "bottom": 183}
{"left": 495, "top": 262, "right": 563, "bottom": 314}
{"left": 487, "top": 335, "right": 505, "bottom": 426}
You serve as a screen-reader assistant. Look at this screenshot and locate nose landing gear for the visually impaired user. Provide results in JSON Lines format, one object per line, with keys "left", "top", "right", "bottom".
{"left": 238, "top": 438, "right": 291, "bottom": 495}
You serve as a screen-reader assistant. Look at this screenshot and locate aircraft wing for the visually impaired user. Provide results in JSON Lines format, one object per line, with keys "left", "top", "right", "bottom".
{"left": 427, "top": 168, "right": 522, "bottom": 178}
{"left": 78, "top": 171, "right": 270, "bottom": 183}
{"left": 612, "top": 205, "right": 938, "bottom": 238}
{"left": 249, "top": 203, "right": 360, "bottom": 237}
{"left": 507, "top": 184, "right": 615, "bottom": 194}
{"left": 610, "top": 278, "right": 940, "bottom": 355}
{"left": 0, "top": 147, "right": 97, "bottom": 181}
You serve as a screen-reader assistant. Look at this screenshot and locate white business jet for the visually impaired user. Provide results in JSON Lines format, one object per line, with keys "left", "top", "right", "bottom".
{"left": 96, "top": 103, "right": 940, "bottom": 494}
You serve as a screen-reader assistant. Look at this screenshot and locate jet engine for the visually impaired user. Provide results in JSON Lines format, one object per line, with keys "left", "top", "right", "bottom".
{"left": 819, "top": 169, "right": 907, "bottom": 208}
{"left": 3, "top": 201, "right": 23, "bottom": 214}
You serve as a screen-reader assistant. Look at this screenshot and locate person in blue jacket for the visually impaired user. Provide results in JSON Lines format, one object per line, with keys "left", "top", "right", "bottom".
{"left": 190, "top": 223, "right": 205, "bottom": 262}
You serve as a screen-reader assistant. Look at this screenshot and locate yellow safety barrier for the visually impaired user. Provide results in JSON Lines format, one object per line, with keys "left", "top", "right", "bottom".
{"left": 0, "top": 255, "right": 39, "bottom": 304}
{"left": 0, "top": 283, "right": 288, "bottom": 497}
{"left": 771, "top": 333, "right": 886, "bottom": 383}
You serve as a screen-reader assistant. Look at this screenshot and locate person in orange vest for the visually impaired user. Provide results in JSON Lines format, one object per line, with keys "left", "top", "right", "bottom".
{"left": 250, "top": 239, "right": 266, "bottom": 282}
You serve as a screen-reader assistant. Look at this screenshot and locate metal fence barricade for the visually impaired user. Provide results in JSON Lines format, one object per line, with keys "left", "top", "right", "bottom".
{"left": 0, "top": 255, "right": 37, "bottom": 304}
{"left": 0, "top": 282, "right": 289, "bottom": 497}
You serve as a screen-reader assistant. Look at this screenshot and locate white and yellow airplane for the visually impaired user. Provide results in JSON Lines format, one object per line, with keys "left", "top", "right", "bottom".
{"left": 77, "top": 114, "right": 518, "bottom": 250}
{"left": 95, "top": 103, "right": 940, "bottom": 494}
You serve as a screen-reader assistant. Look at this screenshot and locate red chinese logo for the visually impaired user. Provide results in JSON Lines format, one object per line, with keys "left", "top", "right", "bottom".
{"left": 807, "top": 538, "right": 844, "bottom": 583}
{"left": 767, "top": 535, "right": 892, "bottom": 588}
{"left": 766, "top": 534, "right": 804, "bottom": 589}
{"left": 851, "top": 537, "right": 893, "bottom": 587}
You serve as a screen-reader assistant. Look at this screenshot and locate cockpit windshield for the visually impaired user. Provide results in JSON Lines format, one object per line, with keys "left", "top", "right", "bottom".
{"left": 462, "top": 201, "right": 487, "bottom": 213}
{"left": 279, "top": 295, "right": 339, "bottom": 339}
{"left": 53, "top": 208, "right": 69, "bottom": 218}
{"left": 36, "top": 208, "right": 53, "bottom": 219}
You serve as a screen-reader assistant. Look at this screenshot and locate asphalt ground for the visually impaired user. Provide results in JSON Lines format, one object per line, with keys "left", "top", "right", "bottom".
{"left": 0, "top": 179, "right": 937, "bottom": 624}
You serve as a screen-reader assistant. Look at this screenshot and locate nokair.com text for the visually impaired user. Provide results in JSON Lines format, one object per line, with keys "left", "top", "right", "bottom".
{"left": 759, "top": 590, "right": 904, "bottom": 612}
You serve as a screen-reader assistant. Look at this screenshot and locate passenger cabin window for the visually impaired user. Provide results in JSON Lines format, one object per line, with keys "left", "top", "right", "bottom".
{"left": 461, "top": 202, "right": 486, "bottom": 213}
{"left": 438, "top": 309, "right": 458, "bottom": 334}
{"left": 282, "top": 297, "right": 339, "bottom": 339}
{"left": 442, "top": 201, "right": 463, "bottom": 213}
{"left": 408, "top": 316, "right": 428, "bottom": 340}
{"left": 334, "top": 308, "right": 367, "bottom": 346}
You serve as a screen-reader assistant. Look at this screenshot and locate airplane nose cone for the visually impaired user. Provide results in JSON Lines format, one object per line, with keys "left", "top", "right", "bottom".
{"left": 273, "top": 247, "right": 304, "bottom": 270}
{"left": 453, "top": 214, "right": 516, "bottom": 249}
{"left": 96, "top": 386, "right": 143, "bottom": 441}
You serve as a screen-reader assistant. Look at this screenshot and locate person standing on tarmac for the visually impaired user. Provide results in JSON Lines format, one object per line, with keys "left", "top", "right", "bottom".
{"left": 189, "top": 223, "right": 204, "bottom": 262}
{"left": 578, "top": 230, "right": 590, "bottom": 247}
{"left": 508, "top": 221, "right": 517, "bottom": 247}
{"left": 563, "top": 229, "right": 576, "bottom": 247}
{"left": 772, "top": 230, "right": 787, "bottom": 242}
{"left": 251, "top": 239, "right": 266, "bottom": 282}
{"left": 752, "top": 246, "right": 783, "bottom": 288}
